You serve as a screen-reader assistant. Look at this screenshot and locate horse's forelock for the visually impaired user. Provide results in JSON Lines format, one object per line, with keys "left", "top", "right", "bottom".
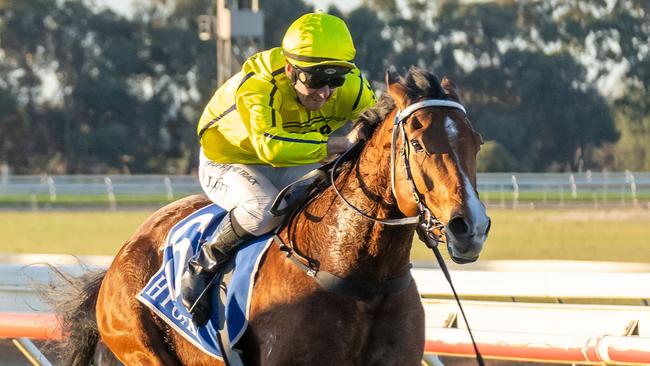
{"left": 404, "top": 66, "right": 447, "bottom": 101}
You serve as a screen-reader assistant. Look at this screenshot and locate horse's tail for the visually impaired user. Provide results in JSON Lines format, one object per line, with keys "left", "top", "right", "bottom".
{"left": 43, "top": 266, "right": 116, "bottom": 365}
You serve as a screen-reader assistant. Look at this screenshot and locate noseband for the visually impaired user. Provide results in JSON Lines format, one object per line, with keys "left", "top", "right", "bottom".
{"left": 332, "top": 98, "right": 467, "bottom": 245}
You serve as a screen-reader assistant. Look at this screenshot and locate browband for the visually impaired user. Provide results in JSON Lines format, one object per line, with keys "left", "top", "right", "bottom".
{"left": 395, "top": 99, "right": 466, "bottom": 123}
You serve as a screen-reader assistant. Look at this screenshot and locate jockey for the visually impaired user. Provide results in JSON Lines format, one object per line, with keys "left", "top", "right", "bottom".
{"left": 182, "top": 12, "right": 376, "bottom": 324}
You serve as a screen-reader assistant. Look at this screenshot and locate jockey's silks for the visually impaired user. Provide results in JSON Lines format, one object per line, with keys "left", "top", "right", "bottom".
{"left": 197, "top": 47, "right": 376, "bottom": 167}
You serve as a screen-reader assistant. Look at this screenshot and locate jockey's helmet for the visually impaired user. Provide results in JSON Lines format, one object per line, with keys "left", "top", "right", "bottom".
{"left": 282, "top": 12, "right": 356, "bottom": 70}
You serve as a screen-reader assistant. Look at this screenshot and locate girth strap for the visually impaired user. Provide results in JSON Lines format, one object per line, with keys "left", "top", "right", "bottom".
{"left": 273, "top": 235, "right": 413, "bottom": 299}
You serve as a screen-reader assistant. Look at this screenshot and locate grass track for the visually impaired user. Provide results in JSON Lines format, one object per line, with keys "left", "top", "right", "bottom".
{"left": 413, "top": 208, "right": 650, "bottom": 263}
{"left": 0, "top": 211, "right": 152, "bottom": 255}
{"left": 1, "top": 208, "right": 649, "bottom": 262}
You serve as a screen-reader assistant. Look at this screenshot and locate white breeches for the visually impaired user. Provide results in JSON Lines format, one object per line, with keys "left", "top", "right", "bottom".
{"left": 198, "top": 148, "right": 319, "bottom": 236}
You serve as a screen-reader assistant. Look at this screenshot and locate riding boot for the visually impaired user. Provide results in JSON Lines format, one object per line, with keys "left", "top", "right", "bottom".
{"left": 181, "top": 211, "right": 253, "bottom": 326}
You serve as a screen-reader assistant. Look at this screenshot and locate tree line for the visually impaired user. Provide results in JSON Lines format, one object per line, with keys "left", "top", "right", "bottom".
{"left": 0, "top": 0, "right": 648, "bottom": 174}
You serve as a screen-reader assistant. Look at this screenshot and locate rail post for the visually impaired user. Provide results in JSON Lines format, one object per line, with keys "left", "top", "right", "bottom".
{"left": 569, "top": 174, "right": 577, "bottom": 199}
{"left": 104, "top": 177, "right": 117, "bottom": 211}
{"left": 511, "top": 175, "right": 519, "bottom": 208}
{"left": 46, "top": 177, "right": 56, "bottom": 203}
{"left": 164, "top": 176, "right": 174, "bottom": 201}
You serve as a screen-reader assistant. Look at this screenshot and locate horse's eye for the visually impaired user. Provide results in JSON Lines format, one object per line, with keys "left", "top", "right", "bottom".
{"left": 411, "top": 139, "right": 424, "bottom": 153}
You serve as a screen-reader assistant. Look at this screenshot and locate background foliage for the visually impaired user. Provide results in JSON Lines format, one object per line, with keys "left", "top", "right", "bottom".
{"left": 0, "top": 0, "right": 648, "bottom": 174}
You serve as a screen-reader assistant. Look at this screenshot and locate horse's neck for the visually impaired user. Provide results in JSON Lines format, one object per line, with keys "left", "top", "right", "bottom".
{"left": 292, "top": 119, "right": 414, "bottom": 280}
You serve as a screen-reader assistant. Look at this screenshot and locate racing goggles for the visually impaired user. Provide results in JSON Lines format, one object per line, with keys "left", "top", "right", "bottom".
{"left": 292, "top": 65, "right": 351, "bottom": 89}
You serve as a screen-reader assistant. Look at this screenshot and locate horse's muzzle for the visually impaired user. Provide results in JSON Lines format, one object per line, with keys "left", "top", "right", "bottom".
{"left": 448, "top": 247, "right": 479, "bottom": 264}
{"left": 444, "top": 215, "right": 490, "bottom": 264}
{"left": 445, "top": 237, "right": 482, "bottom": 264}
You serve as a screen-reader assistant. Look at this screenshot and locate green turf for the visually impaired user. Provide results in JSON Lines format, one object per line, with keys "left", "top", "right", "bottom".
{"left": 412, "top": 208, "right": 650, "bottom": 263}
{"left": 0, "top": 210, "right": 153, "bottom": 255}
{"left": 1, "top": 208, "right": 649, "bottom": 263}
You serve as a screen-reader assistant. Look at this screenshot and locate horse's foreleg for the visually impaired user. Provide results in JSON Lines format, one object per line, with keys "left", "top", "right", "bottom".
{"left": 364, "top": 285, "right": 425, "bottom": 366}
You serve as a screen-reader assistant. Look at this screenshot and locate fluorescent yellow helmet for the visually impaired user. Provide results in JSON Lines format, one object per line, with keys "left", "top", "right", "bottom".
{"left": 282, "top": 12, "right": 356, "bottom": 69}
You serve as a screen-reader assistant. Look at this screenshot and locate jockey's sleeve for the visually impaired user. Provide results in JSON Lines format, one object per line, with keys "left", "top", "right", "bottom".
{"left": 237, "top": 82, "right": 329, "bottom": 166}
{"left": 342, "top": 69, "right": 377, "bottom": 122}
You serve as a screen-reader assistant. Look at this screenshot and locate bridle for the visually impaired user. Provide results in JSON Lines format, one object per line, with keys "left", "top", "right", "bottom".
{"left": 270, "top": 95, "right": 485, "bottom": 365}
{"left": 271, "top": 98, "right": 468, "bottom": 298}
{"left": 331, "top": 98, "right": 467, "bottom": 244}
{"left": 331, "top": 97, "right": 486, "bottom": 366}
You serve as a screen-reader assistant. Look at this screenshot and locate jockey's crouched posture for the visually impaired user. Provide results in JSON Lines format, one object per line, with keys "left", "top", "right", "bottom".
{"left": 181, "top": 12, "right": 377, "bottom": 325}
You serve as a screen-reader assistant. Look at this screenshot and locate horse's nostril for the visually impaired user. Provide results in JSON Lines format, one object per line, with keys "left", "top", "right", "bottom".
{"left": 448, "top": 216, "right": 469, "bottom": 237}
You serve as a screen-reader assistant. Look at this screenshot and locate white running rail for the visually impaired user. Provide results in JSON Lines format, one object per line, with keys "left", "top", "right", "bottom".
{"left": 2, "top": 255, "right": 650, "bottom": 364}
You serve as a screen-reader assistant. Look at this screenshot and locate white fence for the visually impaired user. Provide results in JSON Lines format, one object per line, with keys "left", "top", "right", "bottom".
{"left": 479, "top": 171, "right": 650, "bottom": 208}
{"left": 1, "top": 172, "right": 650, "bottom": 210}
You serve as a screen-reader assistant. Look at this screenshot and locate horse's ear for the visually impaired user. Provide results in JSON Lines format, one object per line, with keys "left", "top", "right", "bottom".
{"left": 385, "top": 68, "right": 408, "bottom": 109}
{"left": 385, "top": 67, "right": 399, "bottom": 85}
{"left": 441, "top": 76, "right": 461, "bottom": 102}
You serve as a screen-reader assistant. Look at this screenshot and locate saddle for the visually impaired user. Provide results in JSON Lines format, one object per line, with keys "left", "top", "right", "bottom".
{"left": 137, "top": 167, "right": 327, "bottom": 363}
{"left": 137, "top": 203, "right": 272, "bottom": 363}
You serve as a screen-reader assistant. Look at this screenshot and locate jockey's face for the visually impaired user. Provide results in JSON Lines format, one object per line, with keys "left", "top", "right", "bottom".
{"left": 294, "top": 81, "right": 333, "bottom": 110}
{"left": 287, "top": 64, "right": 344, "bottom": 111}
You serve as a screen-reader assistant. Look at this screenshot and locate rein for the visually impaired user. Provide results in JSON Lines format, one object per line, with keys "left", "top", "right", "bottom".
{"left": 329, "top": 142, "right": 418, "bottom": 225}
{"left": 270, "top": 96, "right": 484, "bottom": 364}
{"left": 330, "top": 97, "right": 485, "bottom": 366}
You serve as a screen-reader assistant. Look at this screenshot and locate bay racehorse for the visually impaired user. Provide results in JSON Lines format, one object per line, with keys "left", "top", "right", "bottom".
{"left": 54, "top": 67, "right": 490, "bottom": 365}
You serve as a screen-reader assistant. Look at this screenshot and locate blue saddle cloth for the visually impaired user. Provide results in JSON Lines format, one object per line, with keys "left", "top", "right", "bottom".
{"left": 137, "top": 203, "right": 272, "bottom": 360}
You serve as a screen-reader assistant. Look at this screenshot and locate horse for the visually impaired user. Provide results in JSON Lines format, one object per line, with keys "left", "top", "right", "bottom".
{"left": 54, "top": 66, "right": 490, "bottom": 366}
